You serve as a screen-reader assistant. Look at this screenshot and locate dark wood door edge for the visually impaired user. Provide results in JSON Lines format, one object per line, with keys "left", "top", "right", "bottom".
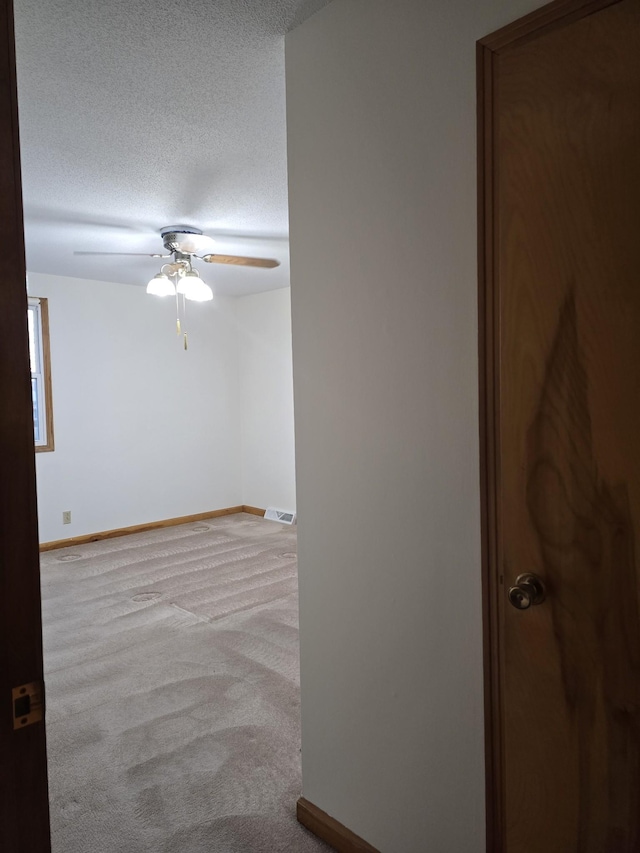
{"left": 479, "top": 0, "right": 620, "bottom": 52}
{"left": 297, "top": 798, "right": 380, "bottom": 853}
{"left": 477, "top": 35, "right": 501, "bottom": 853}
{"left": 0, "top": 0, "right": 52, "bottom": 848}
{"left": 476, "top": 0, "right": 626, "bottom": 850}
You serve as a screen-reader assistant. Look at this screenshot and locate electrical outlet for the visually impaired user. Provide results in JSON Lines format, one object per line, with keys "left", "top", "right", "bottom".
{"left": 62, "top": 511, "right": 71, "bottom": 525}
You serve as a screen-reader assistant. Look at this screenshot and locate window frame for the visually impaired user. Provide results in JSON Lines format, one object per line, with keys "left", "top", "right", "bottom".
{"left": 28, "top": 296, "right": 54, "bottom": 453}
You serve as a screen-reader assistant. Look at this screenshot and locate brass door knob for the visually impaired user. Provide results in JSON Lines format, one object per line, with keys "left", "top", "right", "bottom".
{"left": 508, "top": 573, "right": 546, "bottom": 610}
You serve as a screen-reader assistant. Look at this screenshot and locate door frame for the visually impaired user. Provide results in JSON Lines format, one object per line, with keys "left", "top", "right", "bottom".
{"left": 477, "top": 0, "right": 623, "bottom": 849}
{"left": 0, "top": 0, "right": 51, "bottom": 850}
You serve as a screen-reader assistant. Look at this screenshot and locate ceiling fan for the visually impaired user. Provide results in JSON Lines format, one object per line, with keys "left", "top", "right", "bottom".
{"left": 74, "top": 227, "right": 281, "bottom": 349}
{"left": 74, "top": 226, "right": 280, "bottom": 301}
{"left": 75, "top": 226, "right": 280, "bottom": 268}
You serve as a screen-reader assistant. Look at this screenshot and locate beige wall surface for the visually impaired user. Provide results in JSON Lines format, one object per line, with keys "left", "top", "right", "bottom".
{"left": 286, "top": 1, "right": 541, "bottom": 850}
{"left": 237, "top": 287, "right": 296, "bottom": 512}
{"left": 34, "top": 273, "right": 296, "bottom": 543}
{"left": 33, "top": 272, "right": 242, "bottom": 542}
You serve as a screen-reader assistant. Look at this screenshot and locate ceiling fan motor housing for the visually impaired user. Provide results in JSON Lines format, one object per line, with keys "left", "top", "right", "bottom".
{"left": 161, "top": 228, "right": 216, "bottom": 256}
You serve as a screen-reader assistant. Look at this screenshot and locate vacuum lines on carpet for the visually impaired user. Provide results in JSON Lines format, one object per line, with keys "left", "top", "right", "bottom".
{"left": 40, "top": 513, "right": 329, "bottom": 853}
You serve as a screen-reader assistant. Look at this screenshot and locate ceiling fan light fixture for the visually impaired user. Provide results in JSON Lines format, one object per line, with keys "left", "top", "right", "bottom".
{"left": 146, "top": 273, "right": 175, "bottom": 297}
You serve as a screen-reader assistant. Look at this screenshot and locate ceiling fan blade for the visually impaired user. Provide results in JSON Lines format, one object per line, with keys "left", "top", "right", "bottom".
{"left": 201, "top": 254, "right": 280, "bottom": 268}
{"left": 73, "top": 251, "right": 169, "bottom": 257}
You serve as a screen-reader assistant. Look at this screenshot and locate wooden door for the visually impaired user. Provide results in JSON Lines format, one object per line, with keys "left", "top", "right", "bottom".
{"left": 479, "top": 0, "right": 640, "bottom": 850}
{"left": 0, "top": 0, "right": 52, "bottom": 850}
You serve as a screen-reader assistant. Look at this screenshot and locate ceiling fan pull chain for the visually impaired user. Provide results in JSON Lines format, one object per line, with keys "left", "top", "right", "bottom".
{"left": 175, "top": 287, "right": 181, "bottom": 334}
{"left": 182, "top": 293, "right": 188, "bottom": 352}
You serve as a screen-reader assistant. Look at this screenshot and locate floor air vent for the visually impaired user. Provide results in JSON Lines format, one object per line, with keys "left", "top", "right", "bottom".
{"left": 264, "top": 507, "right": 297, "bottom": 525}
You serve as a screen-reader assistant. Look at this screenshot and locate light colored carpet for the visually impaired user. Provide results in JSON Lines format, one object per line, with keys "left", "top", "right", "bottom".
{"left": 40, "top": 513, "right": 329, "bottom": 853}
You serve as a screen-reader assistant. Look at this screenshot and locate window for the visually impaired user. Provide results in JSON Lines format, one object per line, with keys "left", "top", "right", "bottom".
{"left": 28, "top": 297, "right": 54, "bottom": 452}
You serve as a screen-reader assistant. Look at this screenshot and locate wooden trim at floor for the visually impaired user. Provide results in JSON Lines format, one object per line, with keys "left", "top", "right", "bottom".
{"left": 39, "top": 506, "right": 249, "bottom": 552}
{"left": 242, "top": 505, "right": 266, "bottom": 517}
{"left": 297, "top": 798, "right": 380, "bottom": 853}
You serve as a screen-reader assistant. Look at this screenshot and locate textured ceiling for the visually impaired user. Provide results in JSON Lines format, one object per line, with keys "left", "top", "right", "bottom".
{"left": 14, "top": 0, "right": 331, "bottom": 296}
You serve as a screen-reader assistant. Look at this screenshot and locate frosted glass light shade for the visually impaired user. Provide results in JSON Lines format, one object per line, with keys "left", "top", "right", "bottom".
{"left": 146, "top": 273, "right": 175, "bottom": 296}
{"left": 185, "top": 280, "right": 213, "bottom": 302}
{"left": 179, "top": 272, "right": 213, "bottom": 302}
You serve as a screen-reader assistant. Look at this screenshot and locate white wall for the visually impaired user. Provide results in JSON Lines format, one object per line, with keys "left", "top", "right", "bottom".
{"left": 285, "top": 1, "right": 540, "bottom": 851}
{"left": 237, "top": 288, "right": 296, "bottom": 512}
{"left": 32, "top": 272, "right": 242, "bottom": 542}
